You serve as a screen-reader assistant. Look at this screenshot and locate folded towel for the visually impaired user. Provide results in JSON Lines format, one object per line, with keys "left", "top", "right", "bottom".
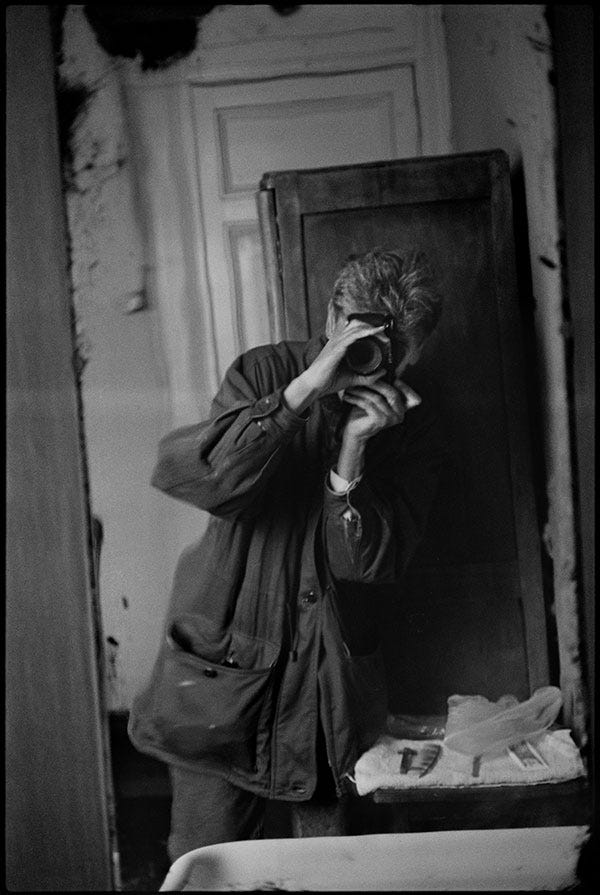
{"left": 353, "top": 729, "right": 585, "bottom": 796}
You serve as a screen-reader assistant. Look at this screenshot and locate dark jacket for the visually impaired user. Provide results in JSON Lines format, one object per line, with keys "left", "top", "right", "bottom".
{"left": 128, "top": 335, "right": 446, "bottom": 800}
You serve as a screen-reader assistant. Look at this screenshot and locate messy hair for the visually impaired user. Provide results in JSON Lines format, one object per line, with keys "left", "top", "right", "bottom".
{"left": 331, "top": 248, "right": 443, "bottom": 345}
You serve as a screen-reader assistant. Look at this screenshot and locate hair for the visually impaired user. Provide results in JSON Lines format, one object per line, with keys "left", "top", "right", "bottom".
{"left": 330, "top": 248, "right": 443, "bottom": 346}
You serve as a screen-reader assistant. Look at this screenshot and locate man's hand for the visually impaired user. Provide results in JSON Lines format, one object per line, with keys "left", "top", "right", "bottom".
{"left": 283, "top": 318, "right": 387, "bottom": 414}
{"left": 303, "top": 318, "right": 388, "bottom": 396}
{"left": 335, "top": 378, "right": 421, "bottom": 481}
{"left": 342, "top": 378, "right": 419, "bottom": 440}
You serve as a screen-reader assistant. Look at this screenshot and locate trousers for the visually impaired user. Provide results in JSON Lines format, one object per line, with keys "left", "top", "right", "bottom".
{"left": 167, "top": 722, "right": 344, "bottom": 861}
{"left": 168, "top": 767, "right": 266, "bottom": 861}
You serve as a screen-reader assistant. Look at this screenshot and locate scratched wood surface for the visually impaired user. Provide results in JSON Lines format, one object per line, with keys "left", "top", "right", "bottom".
{"left": 6, "top": 7, "right": 113, "bottom": 890}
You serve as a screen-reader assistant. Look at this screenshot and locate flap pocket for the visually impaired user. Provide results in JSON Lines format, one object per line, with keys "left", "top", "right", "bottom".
{"left": 132, "top": 617, "right": 279, "bottom": 771}
{"left": 168, "top": 614, "right": 277, "bottom": 670}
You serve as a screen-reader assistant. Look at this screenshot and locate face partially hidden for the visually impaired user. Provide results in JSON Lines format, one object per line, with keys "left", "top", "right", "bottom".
{"left": 326, "top": 302, "right": 424, "bottom": 380}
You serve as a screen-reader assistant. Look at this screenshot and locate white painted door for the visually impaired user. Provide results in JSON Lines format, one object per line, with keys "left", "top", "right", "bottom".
{"left": 191, "top": 66, "right": 422, "bottom": 378}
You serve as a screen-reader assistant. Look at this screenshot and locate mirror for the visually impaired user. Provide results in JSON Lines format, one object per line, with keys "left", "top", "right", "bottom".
{"left": 56, "top": 4, "right": 589, "bottom": 889}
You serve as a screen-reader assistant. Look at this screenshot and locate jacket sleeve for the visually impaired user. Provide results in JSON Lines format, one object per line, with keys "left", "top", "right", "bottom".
{"left": 151, "top": 350, "right": 309, "bottom": 517}
{"left": 323, "top": 403, "right": 447, "bottom": 584}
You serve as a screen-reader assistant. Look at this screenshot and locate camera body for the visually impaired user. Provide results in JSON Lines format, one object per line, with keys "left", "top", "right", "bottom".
{"left": 345, "top": 312, "right": 396, "bottom": 382}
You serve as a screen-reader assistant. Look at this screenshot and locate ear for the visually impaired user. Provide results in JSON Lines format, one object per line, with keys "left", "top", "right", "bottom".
{"left": 397, "top": 338, "right": 426, "bottom": 375}
{"left": 406, "top": 339, "right": 425, "bottom": 367}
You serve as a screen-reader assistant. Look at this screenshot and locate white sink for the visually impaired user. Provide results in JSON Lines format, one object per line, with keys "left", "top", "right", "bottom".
{"left": 160, "top": 825, "right": 588, "bottom": 891}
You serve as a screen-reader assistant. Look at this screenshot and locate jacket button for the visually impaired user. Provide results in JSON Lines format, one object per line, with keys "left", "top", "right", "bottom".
{"left": 291, "top": 784, "right": 306, "bottom": 794}
{"left": 203, "top": 667, "right": 217, "bottom": 678}
{"left": 301, "top": 591, "right": 317, "bottom": 605}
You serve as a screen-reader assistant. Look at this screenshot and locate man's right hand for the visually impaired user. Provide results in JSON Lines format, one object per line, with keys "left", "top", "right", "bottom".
{"left": 283, "top": 318, "right": 387, "bottom": 415}
{"left": 306, "top": 317, "right": 389, "bottom": 396}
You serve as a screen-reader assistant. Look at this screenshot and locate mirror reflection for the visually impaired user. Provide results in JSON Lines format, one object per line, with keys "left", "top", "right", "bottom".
{"left": 55, "top": 5, "right": 590, "bottom": 889}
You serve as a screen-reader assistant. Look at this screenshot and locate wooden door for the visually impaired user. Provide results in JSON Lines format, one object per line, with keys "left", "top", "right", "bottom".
{"left": 258, "top": 151, "right": 550, "bottom": 713}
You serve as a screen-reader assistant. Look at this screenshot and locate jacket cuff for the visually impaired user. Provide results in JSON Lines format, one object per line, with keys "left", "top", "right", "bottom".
{"left": 251, "top": 386, "right": 310, "bottom": 435}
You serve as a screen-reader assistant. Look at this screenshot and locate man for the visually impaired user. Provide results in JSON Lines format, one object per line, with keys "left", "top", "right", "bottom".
{"left": 129, "top": 248, "right": 446, "bottom": 860}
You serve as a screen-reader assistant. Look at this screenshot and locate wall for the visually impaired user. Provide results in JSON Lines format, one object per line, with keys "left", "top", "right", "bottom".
{"left": 60, "top": 6, "right": 205, "bottom": 710}
{"left": 443, "top": 4, "right": 586, "bottom": 738}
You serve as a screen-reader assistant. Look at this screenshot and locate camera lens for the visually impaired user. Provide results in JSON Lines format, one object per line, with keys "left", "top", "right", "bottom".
{"left": 345, "top": 337, "right": 384, "bottom": 375}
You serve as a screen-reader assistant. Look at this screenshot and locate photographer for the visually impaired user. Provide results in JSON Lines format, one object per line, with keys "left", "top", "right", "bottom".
{"left": 129, "top": 248, "right": 446, "bottom": 860}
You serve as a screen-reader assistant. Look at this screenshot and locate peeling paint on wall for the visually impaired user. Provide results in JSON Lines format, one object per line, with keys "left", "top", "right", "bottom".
{"left": 84, "top": 5, "right": 201, "bottom": 70}
{"left": 82, "top": 4, "right": 301, "bottom": 70}
{"left": 59, "top": 6, "right": 172, "bottom": 711}
{"left": 59, "top": 8, "right": 147, "bottom": 322}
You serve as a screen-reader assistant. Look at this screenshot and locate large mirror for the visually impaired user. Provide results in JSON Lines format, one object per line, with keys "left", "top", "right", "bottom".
{"left": 55, "top": 4, "right": 590, "bottom": 889}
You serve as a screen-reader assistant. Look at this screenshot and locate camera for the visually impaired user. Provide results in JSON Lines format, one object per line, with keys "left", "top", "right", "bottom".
{"left": 345, "top": 312, "right": 396, "bottom": 382}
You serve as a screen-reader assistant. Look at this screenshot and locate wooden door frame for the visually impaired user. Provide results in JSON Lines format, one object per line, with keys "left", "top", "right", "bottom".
{"left": 6, "top": 6, "right": 116, "bottom": 889}
{"left": 552, "top": 2, "right": 595, "bottom": 788}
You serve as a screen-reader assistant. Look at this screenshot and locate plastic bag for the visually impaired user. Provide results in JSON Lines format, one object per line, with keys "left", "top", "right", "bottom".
{"left": 443, "top": 686, "right": 562, "bottom": 757}
{"left": 387, "top": 713, "right": 446, "bottom": 740}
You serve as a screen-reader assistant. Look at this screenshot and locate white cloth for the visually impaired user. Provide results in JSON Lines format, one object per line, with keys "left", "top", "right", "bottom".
{"left": 353, "top": 729, "right": 586, "bottom": 796}
{"left": 328, "top": 468, "right": 363, "bottom": 493}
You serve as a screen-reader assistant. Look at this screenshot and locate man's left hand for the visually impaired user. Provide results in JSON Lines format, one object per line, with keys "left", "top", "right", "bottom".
{"left": 342, "top": 379, "right": 420, "bottom": 443}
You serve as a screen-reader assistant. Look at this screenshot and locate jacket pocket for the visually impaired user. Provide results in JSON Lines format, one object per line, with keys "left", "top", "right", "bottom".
{"left": 130, "top": 616, "right": 279, "bottom": 772}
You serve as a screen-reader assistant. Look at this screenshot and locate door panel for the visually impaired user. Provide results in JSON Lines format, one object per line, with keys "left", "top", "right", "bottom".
{"left": 258, "top": 152, "right": 549, "bottom": 713}
{"left": 225, "top": 221, "right": 268, "bottom": 351}
{"left": 216, "top": 92, "right": 405, "bottom": 190}
{"left": 191, "top": 66, "right": 419, "bottom": 377}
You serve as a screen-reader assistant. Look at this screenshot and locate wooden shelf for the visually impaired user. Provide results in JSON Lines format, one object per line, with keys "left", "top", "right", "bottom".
{"left": 372, "top": 777, "right": 589, "bottom": 804}
{"left": 350, "top": 777, "right": 593, "bottom": 834}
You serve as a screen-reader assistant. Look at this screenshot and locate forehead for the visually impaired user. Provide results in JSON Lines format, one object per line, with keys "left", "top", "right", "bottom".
{"left": 336, "top": 300, "right": 392, "bottom": 329}
{"left": 332, "top": 299, "right": 421, "bottom": 355}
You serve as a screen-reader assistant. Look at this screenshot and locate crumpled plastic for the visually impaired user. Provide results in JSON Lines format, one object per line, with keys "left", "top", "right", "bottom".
{"left": 442, "top": 686, "right": 563, "bottom": 757}
{"left": 387, "top": 713, "right": 446, "bottom": 740}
